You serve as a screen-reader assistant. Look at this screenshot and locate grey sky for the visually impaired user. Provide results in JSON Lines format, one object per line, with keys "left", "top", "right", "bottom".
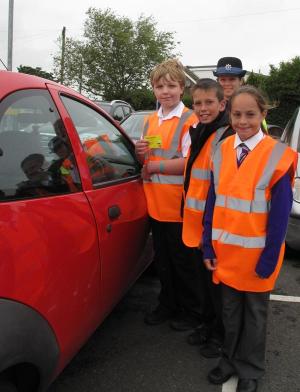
{"left": 0, "top": 0, "right": 299, "bottom": 75}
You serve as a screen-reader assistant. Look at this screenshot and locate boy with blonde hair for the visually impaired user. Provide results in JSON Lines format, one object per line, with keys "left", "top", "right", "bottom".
{"left": 135, "top": 59, "right": 204, "bottom": 330}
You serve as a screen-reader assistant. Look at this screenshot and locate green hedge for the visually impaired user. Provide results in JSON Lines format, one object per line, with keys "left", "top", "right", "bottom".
{"left": 267, "top": 99, "right": 299, "bottom": 128}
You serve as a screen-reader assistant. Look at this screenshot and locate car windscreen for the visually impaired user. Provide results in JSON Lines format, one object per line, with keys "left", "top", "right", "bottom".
{"left": 97, "top": 103, "right": 111, "bottom": 111}
{"left": 121, "top": 114, "right": 148, "bottom": 141}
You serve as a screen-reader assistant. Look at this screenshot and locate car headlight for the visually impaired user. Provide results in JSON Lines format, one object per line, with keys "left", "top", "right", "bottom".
{"left": 293, "top": 177, "right": 300, "bottom": 203}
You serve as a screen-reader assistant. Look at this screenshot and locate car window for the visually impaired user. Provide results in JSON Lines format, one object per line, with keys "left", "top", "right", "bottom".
{"left": 123, "top": 105, "right": 131, "bottom": 117}
{"left": 0, "top": 89, "right": 82, "bottom": 202}
{"left": 60, "top": 95, "right": 140, "bottom": 186}
{"left": 268, "top": 125, "right": 283, "bottom": 140}
{"left": 113, "top": 106, "right": 124, "bottom": 122}
{"left": 282, "top": 108, "right": 299, "bottom": 145}
{"left": 121, "top": 114, "right": 145, "bottom": 141}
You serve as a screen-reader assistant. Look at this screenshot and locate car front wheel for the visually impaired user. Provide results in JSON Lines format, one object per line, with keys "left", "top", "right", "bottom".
{"left": 0, "top": 380, "right": 18, "bottom": 392}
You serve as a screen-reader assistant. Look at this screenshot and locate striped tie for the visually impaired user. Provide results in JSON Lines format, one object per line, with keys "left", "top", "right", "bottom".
{"left": 237, "top": 143, "right": 250, "bottom": 167}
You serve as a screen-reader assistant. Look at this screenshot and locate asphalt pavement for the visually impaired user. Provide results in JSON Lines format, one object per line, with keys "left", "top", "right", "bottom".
{"left": 49, "top": 250, "right": 300, "bottom": 392}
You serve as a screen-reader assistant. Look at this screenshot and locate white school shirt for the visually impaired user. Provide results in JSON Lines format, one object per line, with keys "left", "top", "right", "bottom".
{"left": 234, "top": 129, "right": 265, "bottom": 159}
{"left": 157, "top": 101, "right": 191, "bottom": 157}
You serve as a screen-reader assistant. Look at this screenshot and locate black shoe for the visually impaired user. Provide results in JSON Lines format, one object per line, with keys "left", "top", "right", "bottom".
{"left": 208, "top": 366, "right": 235, "bottom": 385}
{"left": 187, "top": 324, "right": 210, "bottom": 345}
{"left": 236, "top": 379, "right": 258, "bottom": 392}
{"left": 169, "top": 316, "right": 200, "bottom": 331}
{"left": 200, "top": 338, "right": 222, "bottom": 358}
{"left": 144, "top": 306, "right": 173, "bottom": 325}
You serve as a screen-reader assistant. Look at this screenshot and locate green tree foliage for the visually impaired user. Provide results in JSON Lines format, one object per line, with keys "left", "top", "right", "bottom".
{"left": 53, "top": 8, "right": 178, "bottom": 106}
{"left": 264, "top": 57, "right": 300, "bottom": 127}
{"left": 18, "top": 65, "right": 56, "bottom": 81}
{"left": 182, "top": 93, "right": 192, "bottom": 109}
{"left": 266, "top": 57, "right": 300, "bottom": 102}
{"left": 128, "top": 88, "right": 156, "bottom": 110}
{"left": 53, "top": 38, "right": 86, "bottom": 91}
{"left": 246, "top": 71, "right": 267, "bottom": 92}
{"left": 247, "top": 57, "right": 300, "bottom": 127}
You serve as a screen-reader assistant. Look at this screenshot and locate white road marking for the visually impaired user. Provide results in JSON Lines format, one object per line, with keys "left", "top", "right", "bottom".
{"left": 222, "top": 376, "right": 238, "bottom": 392}
{"left": 270, "top": 294, "right": 300, "bottom": 303}
{"left": 220, "top": 294, "right": 300, "bottom": 392}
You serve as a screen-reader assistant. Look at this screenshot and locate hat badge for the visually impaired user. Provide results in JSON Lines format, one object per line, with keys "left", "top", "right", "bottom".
{"left": 225, "top": 64, "right": 232, "bottom": 70}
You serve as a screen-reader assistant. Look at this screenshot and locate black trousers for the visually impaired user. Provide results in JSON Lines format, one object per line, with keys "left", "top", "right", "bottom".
{"left": 219, "top": 283, "right": 270, "bottom": 379}
{"left": 151, "top": 218, "right": 205, "bottom": 319}
{"left": 189, "top": 248, "right": 224, "bottom": 341}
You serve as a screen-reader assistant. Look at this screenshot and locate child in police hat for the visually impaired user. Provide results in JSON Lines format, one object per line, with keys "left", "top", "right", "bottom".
{"left": 214, "top": 57, "right": 268, "bottom": 132}
{"left": 213, "top": 56, "right": 246, "bottom": 102}
{"left": 203, "top": 85, "right": 297, "bottom": 392}
{"left": 135, "top": 59, "right": 205, "bottom": 330}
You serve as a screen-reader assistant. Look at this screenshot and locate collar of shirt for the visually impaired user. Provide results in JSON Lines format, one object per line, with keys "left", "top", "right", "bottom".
{"left": 234, "top": 129, "right": 265, "bottom": 155}
{"left": 157, "top": 101, "right": 184, "bottom": 125}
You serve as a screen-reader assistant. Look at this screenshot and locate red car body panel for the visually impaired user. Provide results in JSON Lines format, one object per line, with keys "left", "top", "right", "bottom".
{"left": 0, "top": 71, "right": 149, "bottom": 387}
{"left": 0, "top": 193, "right": 102, "bottom": 370}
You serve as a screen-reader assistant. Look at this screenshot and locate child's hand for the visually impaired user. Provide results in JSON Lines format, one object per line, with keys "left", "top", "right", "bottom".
{"left": 146, "top": 161, "right": 159, "bottom": 174}
{"left": 141, "top": 164, "right": 152, "bottom": 181}
{"left": 204, "top": 258, "right": 217, "bottom": 271}
{"left": 135, "top": 139, "right": 149, "bottom": 157}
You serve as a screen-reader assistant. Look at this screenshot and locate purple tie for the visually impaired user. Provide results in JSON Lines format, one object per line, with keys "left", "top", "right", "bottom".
{"left": 237, "top": 143, "right": 250, "bottom": 167}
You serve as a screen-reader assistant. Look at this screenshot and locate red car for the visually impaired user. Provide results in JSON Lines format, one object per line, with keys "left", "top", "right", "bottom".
{"left": 0, "top": 71, "right": 149, "bottom": 391}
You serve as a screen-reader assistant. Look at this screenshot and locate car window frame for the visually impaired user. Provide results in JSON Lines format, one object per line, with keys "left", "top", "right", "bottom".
{"left": 59, "top": 93, "right": 142, "bottom": 190}
{"left": 0, "top": 88, "right": 83, "bottom": 202}
{"left": 281, "top": 107, "right": 299, "bottom": 146}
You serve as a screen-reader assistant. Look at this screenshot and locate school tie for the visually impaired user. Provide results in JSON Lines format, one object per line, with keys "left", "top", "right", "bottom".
{"left": 237, "top": 143, "right": 250, "bottom": 167}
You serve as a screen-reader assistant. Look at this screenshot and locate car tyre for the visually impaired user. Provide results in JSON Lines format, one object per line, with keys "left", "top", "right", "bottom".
{"left": 285, "top": 242, "right": 299, "bottom": 259}
{"left": 0, "top": 380, "right": 18, "bottom": 392}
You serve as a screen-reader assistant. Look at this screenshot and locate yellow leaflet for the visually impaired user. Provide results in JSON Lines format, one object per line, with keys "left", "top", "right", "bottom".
{"left": 144, "top": 135, "right": 162, "bottom": 149}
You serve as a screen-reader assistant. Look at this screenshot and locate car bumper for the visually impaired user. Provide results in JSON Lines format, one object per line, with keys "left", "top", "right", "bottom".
{"left": 286, "top": 201, "right": 300, "bottom": 251}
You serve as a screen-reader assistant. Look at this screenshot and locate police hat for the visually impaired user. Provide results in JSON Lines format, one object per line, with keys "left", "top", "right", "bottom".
{"left": 213, "top": 57, "right": 247, "bottom": 77}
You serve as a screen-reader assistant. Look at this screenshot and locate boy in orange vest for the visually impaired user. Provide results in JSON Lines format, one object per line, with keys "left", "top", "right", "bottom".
{"left": 135, "top": 59, "right": 205, "bottom": 330}
{"left": 203, "top": 86, "right": 297, "bottom": 392}
{"left": 182, "top": 78, "right": 234, "bottom": 356}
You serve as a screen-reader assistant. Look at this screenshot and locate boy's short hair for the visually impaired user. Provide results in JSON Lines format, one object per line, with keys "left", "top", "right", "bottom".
{"left": 190, "top": 78, "right": 224, "bottom": 102}
{"left": 21, "top": 153, "right": 44, "bottom": 170}
{"left": 150, "top": 59, "right": 186, "bottom": 88}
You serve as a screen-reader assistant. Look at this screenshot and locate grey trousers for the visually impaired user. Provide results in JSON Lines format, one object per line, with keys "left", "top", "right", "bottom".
{"left": 218, "top": 283, "right": 270, "bottom": 379}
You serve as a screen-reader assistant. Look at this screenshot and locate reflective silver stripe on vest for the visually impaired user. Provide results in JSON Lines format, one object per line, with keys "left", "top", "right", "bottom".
{"left": 151, "top": 150, "right": 180, "bottom": 159}
{"left": 254, "top": 142, "right": 287, "bottom": 201}
{"left": 213, "top": 140, "right": 288, "bottom": 212}
{"left": 186, "top": 197, "right": 206, "bottom": 211}
{"left": 211, "top": 126, "right": 228, "bottom": 155}
{"left": 212, "top": 143, "right": 222, "bottom": 191}
{"left": 144, "top": 110, "right": 193, "bottom": 159}
{"left": 212, "top": 229, "right": 266, "bottom": 248}
{"left": 215, "top": 194, "right": 270, "bottom": 213}
{"left": 170, "top": 109, "right": 193, "bottom": 153}
{"left": 142, "top": 118, "right": 150, "bottom": 137}
{"left": 191, "top": 168, "right": 210, "bottom": 180}
{"left": 146, "top": 174, "right": 184, "bottom": 185}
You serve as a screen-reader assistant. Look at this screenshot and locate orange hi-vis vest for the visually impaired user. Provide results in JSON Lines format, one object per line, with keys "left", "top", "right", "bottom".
{"left": 143, "top": 108, "right": 197, "bottom": 222}
{"left": 60, "top": 158, "right": 78, "bottom": 193}
{"left": 182, "top": 126, "right": 228, "bottom": 247}
{"left": 211, "top": 135, "right": 297, "bottom": 292}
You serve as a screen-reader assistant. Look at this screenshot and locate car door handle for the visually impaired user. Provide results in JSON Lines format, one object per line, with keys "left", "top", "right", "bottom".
{"left": 108, "top": 205, "right": 121, "bottom": 220}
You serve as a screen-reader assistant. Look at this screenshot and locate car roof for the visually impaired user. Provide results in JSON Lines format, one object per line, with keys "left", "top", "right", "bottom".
{"left": 126, "top": 110, "right": 154, "bottom": 116}
{"left": 120, "top": 110, "right": 154, "bottom": 123}
{"left": 0, "top": 71, "right": 80, "bottom": 99}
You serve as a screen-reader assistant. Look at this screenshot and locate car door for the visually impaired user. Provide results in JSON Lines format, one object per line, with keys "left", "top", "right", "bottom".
{"left": 54, "top": 92, "right": 149, "bottom": 315}
{"left": 281, "top": 107, "right": 300, "bottom": 250}
{"left": 0, "top": 88, "right": 103, "bottom": 366}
